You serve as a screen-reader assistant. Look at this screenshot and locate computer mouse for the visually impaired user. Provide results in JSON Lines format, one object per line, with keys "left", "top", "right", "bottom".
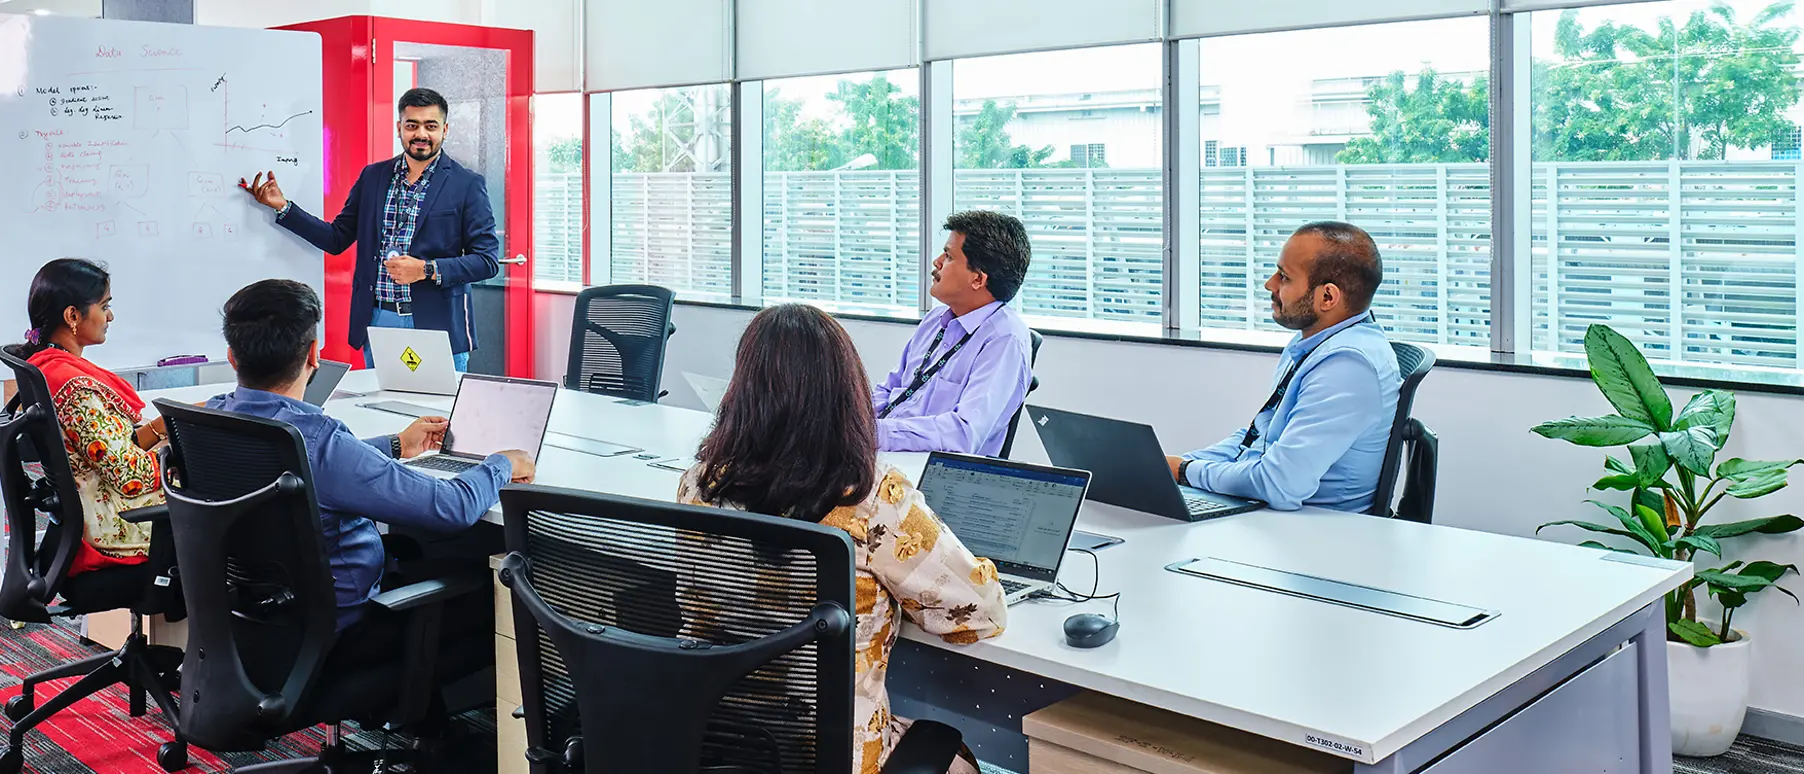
{"left": 1063, "top": 613, "right": 1119, "bottom": 648}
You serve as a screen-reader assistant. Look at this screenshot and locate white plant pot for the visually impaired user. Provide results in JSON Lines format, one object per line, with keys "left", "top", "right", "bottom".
{"left": 1669, "top": 631, "right": 1752, "bottom": 758}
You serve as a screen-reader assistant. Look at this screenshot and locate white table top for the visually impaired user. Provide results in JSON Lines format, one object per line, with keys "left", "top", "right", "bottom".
{"left": 142, "top": 371, "right": 1690, "bottom": 763}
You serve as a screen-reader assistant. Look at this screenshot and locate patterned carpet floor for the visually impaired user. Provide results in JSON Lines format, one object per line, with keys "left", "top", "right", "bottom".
{"left": 0, "top": 620, "right": 497, "bottom": 774}
{"left": 0, "top": 616, "right": 1797, "bottom": 773}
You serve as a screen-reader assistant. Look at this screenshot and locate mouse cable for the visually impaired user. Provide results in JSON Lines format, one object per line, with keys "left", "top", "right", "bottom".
{"left": 1027, "top": 547, "right": 1120, "bottom": 621}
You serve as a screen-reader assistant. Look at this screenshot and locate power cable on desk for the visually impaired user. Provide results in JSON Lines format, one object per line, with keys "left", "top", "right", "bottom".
{"left": 1027, "top": 547, "right": 1120, "bottom": 623}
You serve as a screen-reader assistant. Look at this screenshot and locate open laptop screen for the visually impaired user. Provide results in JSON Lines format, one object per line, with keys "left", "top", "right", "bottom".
{"left": 442, "top": 376, "right": 557, "bottom": 461}
{"left": 918, "top": 454, "right": 1089, "bottom": 579}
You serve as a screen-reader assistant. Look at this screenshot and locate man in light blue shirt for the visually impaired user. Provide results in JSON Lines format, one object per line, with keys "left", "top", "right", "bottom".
{"left": 1167, "top": 222, "right": 1401, "bottom": 512}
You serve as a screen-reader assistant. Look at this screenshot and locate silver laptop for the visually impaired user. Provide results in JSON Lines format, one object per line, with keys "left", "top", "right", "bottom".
{"left": 302, "top": 359, "right": 351, "bottom": 406}
{"left": 917, "top": 452, "right": 1091, "bottom": 604}
{"left": 404, "top": 374, "right": 558, "bottom": 477}
{"left": 366, "top": 328, "right": 459, "bottom": 395}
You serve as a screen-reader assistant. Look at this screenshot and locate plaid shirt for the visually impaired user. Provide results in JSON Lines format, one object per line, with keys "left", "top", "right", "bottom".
{"left": 375, "top": 155, "right": 441, "bottom": 305}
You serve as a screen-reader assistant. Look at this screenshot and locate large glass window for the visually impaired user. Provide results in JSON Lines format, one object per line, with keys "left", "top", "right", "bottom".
{"left": 761, "top": 70, "right": 922, "bottom": 315}
{"left": 607, "top": 84, "right": 734, "bottom": 298}
{"left": 1529, "top": 0, "right": 1804, "bottom": 374}
{"left": 953, "top": 44, "right": 1164, "bottom": 332}
{"left": 532, "top": 93, "right": 584, "bottom": 287}
{"left": 1199, "top": 18, "right": 1493, "bottom": 351}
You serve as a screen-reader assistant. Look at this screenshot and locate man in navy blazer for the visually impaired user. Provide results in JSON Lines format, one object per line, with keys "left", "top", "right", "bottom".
{"left": 242, "top": 87, "right": 499, "bottom": 371}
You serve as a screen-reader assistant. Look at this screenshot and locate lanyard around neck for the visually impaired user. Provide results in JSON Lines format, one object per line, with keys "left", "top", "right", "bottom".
{"left": 1237, "top": 315, "right": 1372, "bottom": 450}
{"left": 878, "top": 320, "right": 982, "bottom": 419}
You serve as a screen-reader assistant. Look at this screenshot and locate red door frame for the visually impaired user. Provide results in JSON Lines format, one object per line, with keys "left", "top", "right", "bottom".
{"left": 276, "top": 16, "right": 536, "bottom": 378}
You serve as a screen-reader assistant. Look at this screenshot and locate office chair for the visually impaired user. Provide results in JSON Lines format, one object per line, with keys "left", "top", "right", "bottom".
{"left": 0, "top": 351, "right": 187, "bottom": 773}
{"left": 148, "top": 400, "right": 492, "bottom": 772}
{"left": 566, "top": 284, "right": 677, "bottom": 403}
{"left": 1371, "top": 342, "right": 1438, "bottom": 523}
{"left": 998, "top": 329, "right": 1044, "bottom": 459}
{"left": 495, "top": 485, "right": 966, "bottom": 773}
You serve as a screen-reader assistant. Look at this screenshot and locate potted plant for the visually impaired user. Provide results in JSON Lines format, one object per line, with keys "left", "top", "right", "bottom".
{"left": 1532, "top": 324, "right": 1802, "bottom": 758}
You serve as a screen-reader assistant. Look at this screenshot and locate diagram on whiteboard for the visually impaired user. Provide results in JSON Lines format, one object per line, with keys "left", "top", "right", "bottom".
{"left": 0, "top": 12, "right": 325, "bottom": 369}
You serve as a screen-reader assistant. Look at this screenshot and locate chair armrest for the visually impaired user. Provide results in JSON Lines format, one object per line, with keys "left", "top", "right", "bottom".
{"left": 369, "top": 572, "right": 487, "bottom": 613}
{"left": 881, "top": 719, "right": 963, "bottom": 774}
{"left": 120, "top": 504, "right": 168, "bottom": 524}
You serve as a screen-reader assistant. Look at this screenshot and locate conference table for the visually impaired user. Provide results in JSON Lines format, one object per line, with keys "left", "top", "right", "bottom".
{"left": 142, "top": 371, "right": 1692, "bottom": 774}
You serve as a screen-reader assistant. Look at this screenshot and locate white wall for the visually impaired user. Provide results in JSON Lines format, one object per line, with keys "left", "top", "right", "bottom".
{"left": 530, "top": 293, "right": 1804, "bottom": 720}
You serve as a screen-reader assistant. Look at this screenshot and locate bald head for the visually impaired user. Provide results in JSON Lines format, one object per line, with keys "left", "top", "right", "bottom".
{"left": 1292, "top": 221, "right": 1382, "bottom": 312}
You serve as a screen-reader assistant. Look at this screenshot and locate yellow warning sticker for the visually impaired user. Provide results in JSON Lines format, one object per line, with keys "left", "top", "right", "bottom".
{"left": 400, "top": 346, "right": 422, "bottom": 372}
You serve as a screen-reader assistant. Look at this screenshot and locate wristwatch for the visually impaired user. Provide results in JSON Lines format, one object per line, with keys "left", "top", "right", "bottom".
{"left": 1178, "top": 458, "right": 1194, "bottom": 485}
{"left": 424, "top": 260, "right": 439, "bottom": 283}
{"left": 390, "top": 434, "right": 403, "bottom": 458}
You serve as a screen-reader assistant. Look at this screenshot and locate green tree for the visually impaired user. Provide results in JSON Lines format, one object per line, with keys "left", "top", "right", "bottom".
{"left": 828, "top": 75, "right": 920, "bottom": 170}
{"left": 544, "top": 137, "right": 583, "bottom": 174}
{"left": 1535, "top": 1, "right": 1801, "bottom": 161}
{"left": 764, "top": 90, "right": 843, "bottom": 171}
{"left": 1343, "top": 2, "right": 1801, "bottom": 164}
{"left": 957, "top": 101, "right": 1054, "bottom": 169}
{"left": 1337, "top": 69, "right": 1489, "bottom": 163}
{"left": 619, "top": 91, "right": 729, "bottom": 173}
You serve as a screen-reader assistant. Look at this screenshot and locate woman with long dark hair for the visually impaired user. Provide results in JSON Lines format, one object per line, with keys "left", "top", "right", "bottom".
{"left": 6, "top": 258, "right": 164, "bottom": 575}
{"left": 678, "top": 303, "right": 1006, "bottom": 774}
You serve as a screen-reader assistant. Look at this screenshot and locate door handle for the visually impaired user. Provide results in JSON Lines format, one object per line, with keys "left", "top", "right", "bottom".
{"left": 500, "top": 255, "right": 526, "bottom": 265}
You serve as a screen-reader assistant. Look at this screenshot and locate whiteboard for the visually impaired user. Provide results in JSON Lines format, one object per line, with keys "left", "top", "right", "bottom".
{"left": 0, "top": 13, "right": 323, "bottom": 370}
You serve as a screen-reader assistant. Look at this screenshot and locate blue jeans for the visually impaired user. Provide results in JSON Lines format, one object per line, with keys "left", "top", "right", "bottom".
{"left": 365, "top": 307, "right": 471, "bottom": 372}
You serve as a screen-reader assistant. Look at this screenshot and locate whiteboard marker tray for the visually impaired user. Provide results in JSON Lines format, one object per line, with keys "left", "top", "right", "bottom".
{"left": 1167, "top": 557, "right": 1497, "bottom": 629}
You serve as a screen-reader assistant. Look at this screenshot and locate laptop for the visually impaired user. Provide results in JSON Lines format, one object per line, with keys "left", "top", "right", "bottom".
{"left": 683, "top": 372, "right": 730, "bottom": 412}
{"left": 302, "top": 359, "right": 351, "bottom": 406}
{"left": 366, "top": 328, "right": 460, "bottom": 395}
{"left": 1026, "top": 406, "right": 1264, "bottom": 522}
{"left": 916, "top": 452, "right": 1090, "bottom": 604}
{"left": 403, "top": 374, "right": 559, "bottom": 477}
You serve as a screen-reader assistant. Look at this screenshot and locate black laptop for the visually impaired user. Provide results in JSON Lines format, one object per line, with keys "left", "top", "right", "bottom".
{"left": 301, "top": 359, "right": 352, "bottom": 406}
{"left": 1026, "top": 405, "right": 1263, "bottom": 522}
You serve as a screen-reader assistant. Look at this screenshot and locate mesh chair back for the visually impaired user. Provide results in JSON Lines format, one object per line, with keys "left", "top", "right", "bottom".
{"left": 0, "top": 350, "right": 86, "bottom": 622}
{"left": 566, "top": 284, "right": 676, "bottom": 402}
{"left": 499, "top": 486, "right": 856, "bottom": 774}
{"left": 156, "top": 401, "right": 338, "bottom": 751}
{"left": 1371, "top": 341, "right": 1435, "bottom": 518}
{"left": 998, "top": 329, "right": 1044, "bottom": 459}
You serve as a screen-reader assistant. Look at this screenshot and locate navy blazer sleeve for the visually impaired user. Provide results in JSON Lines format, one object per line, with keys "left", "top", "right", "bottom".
{"left": 433, "top": 177, "right": 501, "bottom": 287}
{"left": 276, "top": 168, "right": 364, "bottom": 255}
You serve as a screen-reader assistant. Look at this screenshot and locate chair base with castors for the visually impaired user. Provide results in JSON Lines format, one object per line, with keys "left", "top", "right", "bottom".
{"left": 0, "top": 616, "right": 187, "bottom": 773}
{"left": 231, "top": 723, "right": 441, "bottom": 774}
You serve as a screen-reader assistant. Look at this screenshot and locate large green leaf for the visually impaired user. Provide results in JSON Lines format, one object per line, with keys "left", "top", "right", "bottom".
{"left": 1670, "top": 619, "right": 1724, "bottom": 647}
{"left": 1636, "top": 488, "right": 1666, "bottom": 518}
{"left": 1636, "top": 504, "right": 1669, "bottom": 546}
{"left": 1605, "top": 456, "right": 1633, "bottom": 475}
{"left": 1532, "top": 416, "right": 1657, "bottom": 447}
{"left": 1578, "top": 540, "right": 1638, "bottom": 554}
{"left": 1674, "top": 534, "right": 1723, "bottom": 559}
{"left": 1737, "top": 561, "right": 1798, "bottom": 584}
{"left": 1716, "top": 458, "right": 1802, "bottom": 481}
{"left": 1659, "top": 427, "right": 1719, "bottom": 476}
{"left": 1585, "top": 324, "right": 1673, "bottom": 431}
{"left": 1629, "top": 443, "right": 1672, "bottom": 489}
{"left": 1591, "top": 500, "right": 1666, "bottom": 555}
{"left": 1593, "top": 474, "right": 1640, "bottom": 491}
{"left": 1695, "top": 515, "right": 1804, "bottom": 539}
{"left": 1537, "top": 520, "right": 1659, "bottom": 556}
{"left": 1674, "top": 390, "right": 1736, "bottom": 446}
{"left": 1696, "top": 569, "right": 1788, "bottom": 593}
{"left": 1726, "top": 470, "right": 1790, "bottom": 500}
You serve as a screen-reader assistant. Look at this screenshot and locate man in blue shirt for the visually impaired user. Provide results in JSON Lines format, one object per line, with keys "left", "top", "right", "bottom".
{"left": 207, "top": 280, "right": 535, "bottom": 644}
{"left": 1167, "top": 222, "right": 1401, "bottom": 512}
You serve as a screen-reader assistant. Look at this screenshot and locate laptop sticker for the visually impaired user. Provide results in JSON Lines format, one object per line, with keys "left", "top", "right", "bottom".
{"left": 401, "top": 347, "right": 422, "bottom": 372}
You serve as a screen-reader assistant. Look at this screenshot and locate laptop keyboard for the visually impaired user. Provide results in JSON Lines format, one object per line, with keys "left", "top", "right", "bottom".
{"left": 406, "top": 456, "right": 479, "bottom": 473}
{"left": 1000, "top": 579, "right": 1030, "bottom": 595}
{"left": 1184, "top": 493, "right": 1242, "bottom": 516}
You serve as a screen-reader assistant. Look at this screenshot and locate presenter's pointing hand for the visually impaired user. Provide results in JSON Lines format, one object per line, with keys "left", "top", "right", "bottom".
{"left": 241, "top": 171, "right": 288, "bottom": 212}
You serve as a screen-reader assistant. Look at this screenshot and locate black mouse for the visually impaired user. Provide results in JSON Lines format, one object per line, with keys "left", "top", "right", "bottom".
{"left": 1063, "top": 613, "right": 1119, "bottom": 648}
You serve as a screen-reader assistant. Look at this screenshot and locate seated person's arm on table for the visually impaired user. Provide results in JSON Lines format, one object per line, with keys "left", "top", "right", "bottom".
{"left": 865, "top": 474, "right": 1008, "bottom": 643}
{"left": 311, "top": 424, "right": 510, "bottom": 532}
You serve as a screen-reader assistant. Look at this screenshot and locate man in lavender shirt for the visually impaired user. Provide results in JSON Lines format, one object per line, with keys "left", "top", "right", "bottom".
{"left": 873, "top": 211, "right": 1034, "bottom": 456}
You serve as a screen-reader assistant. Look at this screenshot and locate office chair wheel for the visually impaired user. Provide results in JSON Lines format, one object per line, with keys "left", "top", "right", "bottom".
{"left": 3, "top": 694, "right": 31, "bottom": 722}
{"left": 156, "top": 740, "right": 188, "bottom": 772}
{"left": 0, "top": 745, "right": 21, "bottom": 774}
